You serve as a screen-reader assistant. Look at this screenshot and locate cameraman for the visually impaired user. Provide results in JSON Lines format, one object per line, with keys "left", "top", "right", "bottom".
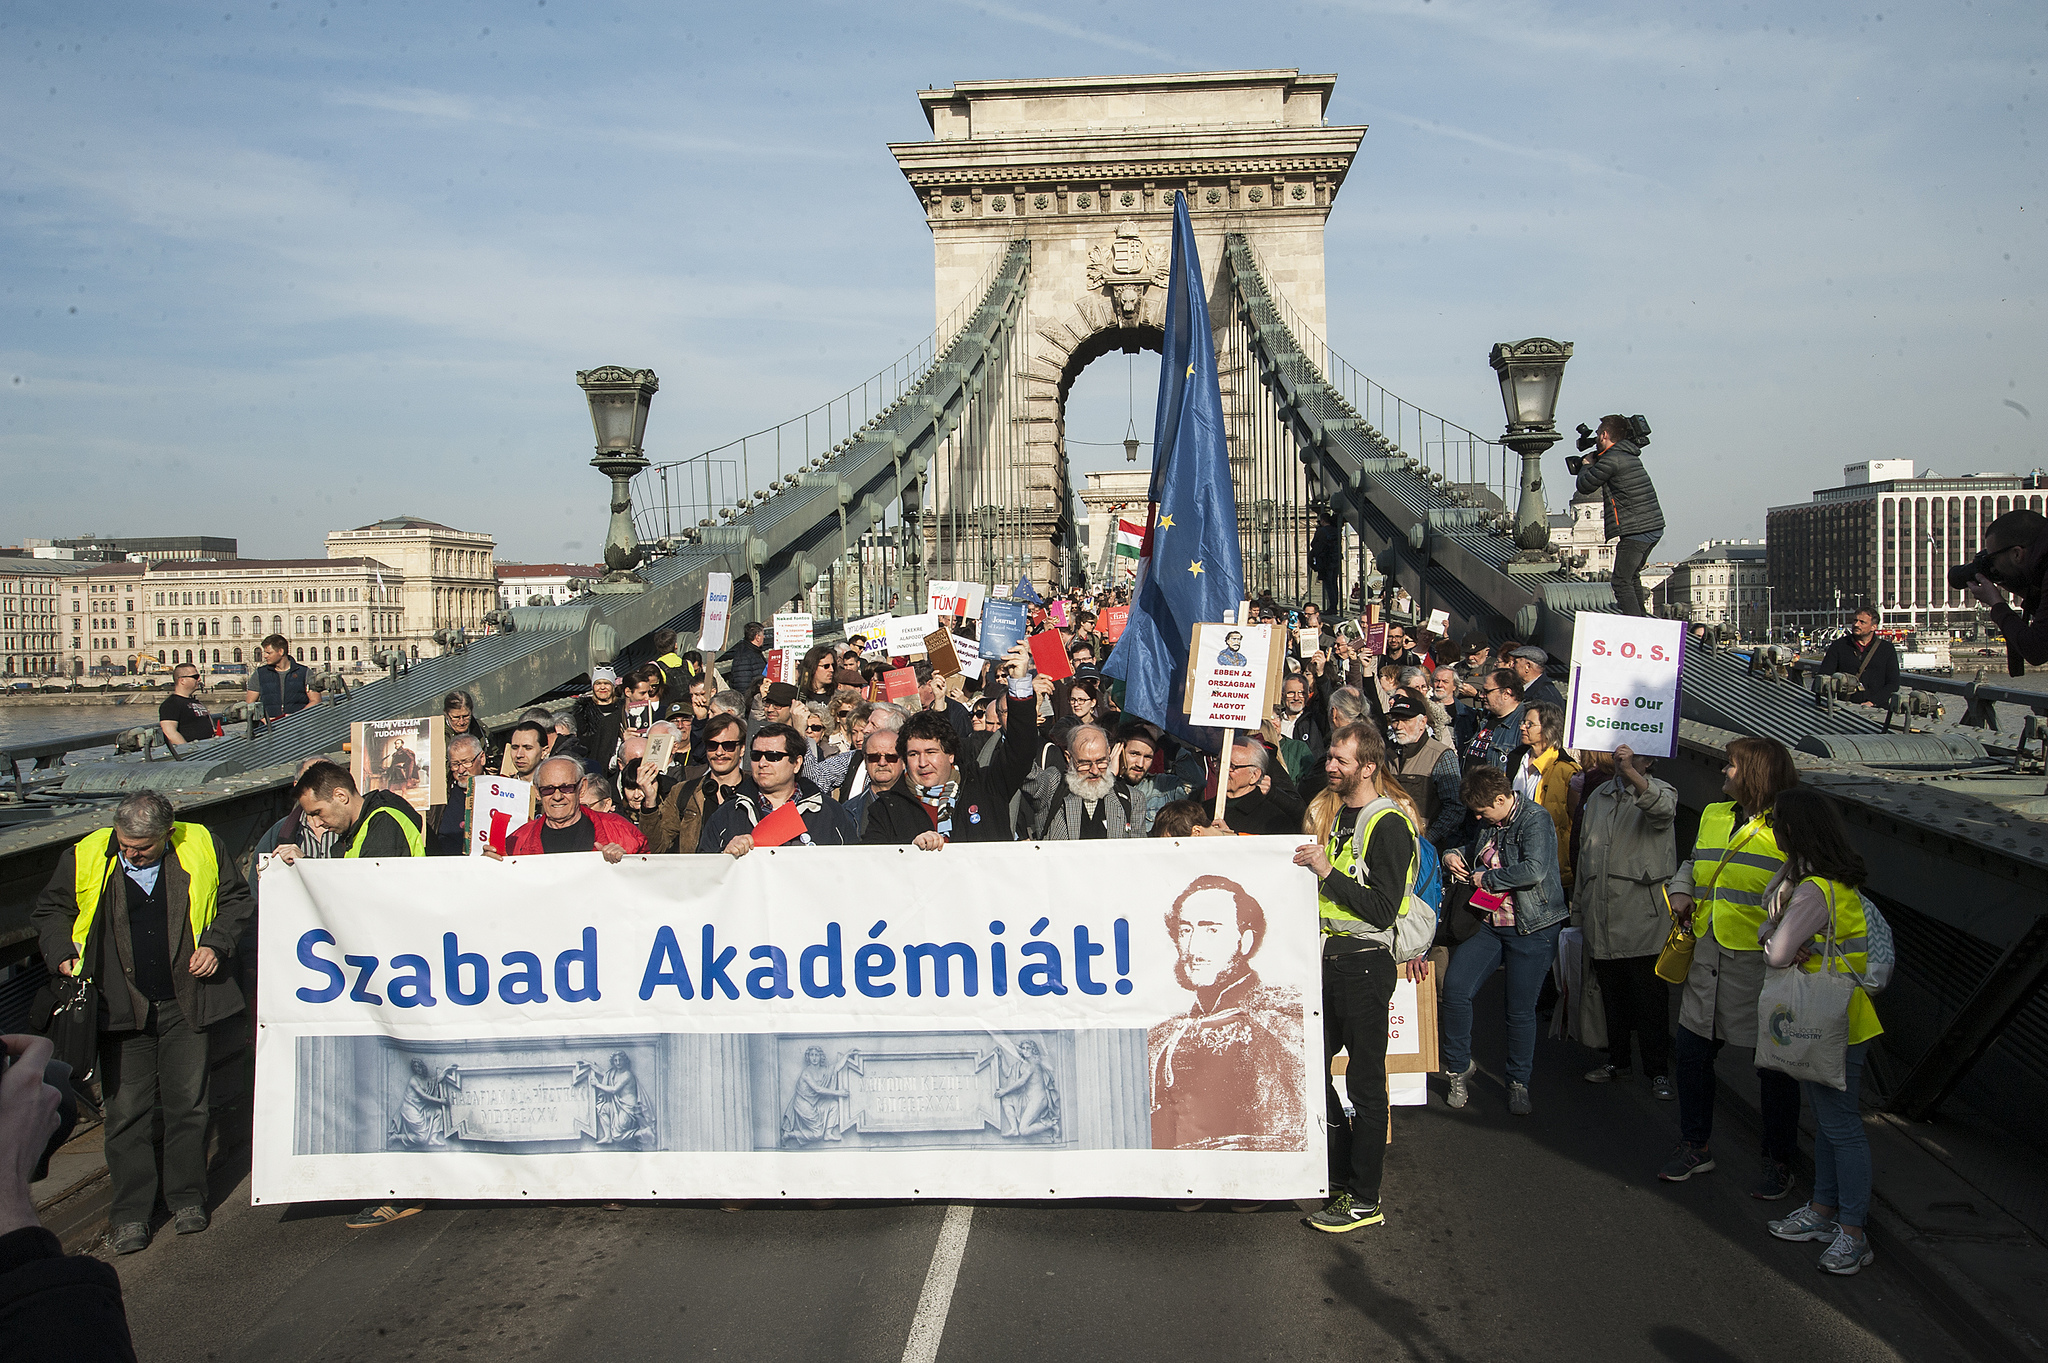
{"left": 1969, "top": 509, "right": 2048, "bottom": 674}
{"left": 1573, "top": 415, "right": 1666, "bottom": 617}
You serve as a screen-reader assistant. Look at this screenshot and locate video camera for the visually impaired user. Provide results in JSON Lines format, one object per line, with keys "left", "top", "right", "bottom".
{"left": 1565, "top": 414, "right": 1652, "bottom": 476}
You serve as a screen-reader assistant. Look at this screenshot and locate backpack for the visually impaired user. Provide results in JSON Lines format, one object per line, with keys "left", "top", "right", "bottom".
{"left": 1345, "top": 799, "right": 1439, "bottom": 962}
{"left": 1857, "top": 891, "right": 1895, "bottom": 995}
{"left": 1413, "top": 836, "right": 1445, "bottom": 912}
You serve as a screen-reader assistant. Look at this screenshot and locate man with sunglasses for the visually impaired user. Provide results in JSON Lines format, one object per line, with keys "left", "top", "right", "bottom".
{"left": 852, "top": 729, "right": 927, "bottom": 843}
{"left": 699, "top": 722, "right": 855, "bottom": 855}
{"left": 633, "top": 712, "right": 749, "bottom": 853}
{"left": 1463, "top": 670, "right": 1526, "bottom": 775}
{"left": 156, "top": 663, "right": 214, "bottom": 746}
{"left": 503, "top": 757, "right": 645, "bottom": 859}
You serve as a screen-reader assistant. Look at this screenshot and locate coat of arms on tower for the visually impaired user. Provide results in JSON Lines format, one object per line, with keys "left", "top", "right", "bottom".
{"left": 1086, "top": 220, "right": 1170, "bottom": 320}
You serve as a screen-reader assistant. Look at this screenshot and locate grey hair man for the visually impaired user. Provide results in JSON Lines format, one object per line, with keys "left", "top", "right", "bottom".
{"left": 428, "top": 732, "right": 489, "bottom": 856}
{"left": 835, "top": 701, "right": 913, "bottom": 804}
{"left": 1027, "top": 723, "right": 1140, "bottom": 840}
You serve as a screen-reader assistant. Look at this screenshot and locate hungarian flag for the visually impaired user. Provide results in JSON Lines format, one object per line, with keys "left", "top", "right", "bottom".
{"left": 1113, "top": 518, "right": 1146, "bottom": 562}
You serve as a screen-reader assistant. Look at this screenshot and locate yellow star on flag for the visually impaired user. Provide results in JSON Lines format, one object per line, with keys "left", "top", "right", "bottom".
{"left": 1188, "top": 560, "right": 1204, "bottom": 577}
{"left": 1186, "top": 363, "right": 1196, "bottom": 378}
{"left": 1156, "top": 513, "right": 1174, "bottom": 532}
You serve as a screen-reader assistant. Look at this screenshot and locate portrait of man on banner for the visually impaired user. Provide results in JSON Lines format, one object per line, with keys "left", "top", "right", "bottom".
{"left": 1147, "top": 875, "right": 1306, "bottom": 1151}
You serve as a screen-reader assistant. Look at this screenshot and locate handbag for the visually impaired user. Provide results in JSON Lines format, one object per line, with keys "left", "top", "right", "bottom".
{"left": 1652, "top": 885, "right": 1694, "bottom": 984}
{"left": 1754, "top": 882, "right": 1861, "bottom": 1091}
{"left": 29, "top": 972, "right": 101, "bottom": 1102}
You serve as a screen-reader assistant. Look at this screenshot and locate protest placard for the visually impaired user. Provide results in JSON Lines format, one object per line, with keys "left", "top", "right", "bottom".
{"left": 1029, "top": 631, "right": 1073, "bottom": 680}
{"left": 923, "top": 630, "right": 962, "bottom": 678}
{"left": 844, "top": 613, "right": 892, "bottom": 660}
{"left": 1565, "top": 613, "right": 1685, "bottom": 758}
{"left": 1186, "top": 623, "right": 1273, "bottom": 729}
{"left": 253, "top": 841, "right": 1320, "bottom": 1203}
{"left": 697, "top": 573, "right": 734, "bottom": 653}
{"left": 979, "top": 599, "right": 1028, "bottom": 660}
{"left": 949, "top": 633, "right": 984, "bottom": 680}
{"left": 464, "top": 775, "right": 532, "bottom": 857}
{"left": 1098, "top": 606, "right": 1129, "bottom": 642}
{"left": 926, "top": 580, "right": 986, "bottom": 621}
{"left": 773, "top": 613, "right": 813, "bottom": 652}
{"left": 352, "top": 719, "right": 442, "bottom": 816}
{"left": 885, "top": 613, "right": 938, "bottom": 658}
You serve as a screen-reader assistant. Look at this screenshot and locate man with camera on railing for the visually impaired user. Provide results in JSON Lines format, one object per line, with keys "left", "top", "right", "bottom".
{"left": 1569, "top": 415, "right": 1665, "bottom": 617}
{"left": 1966, "top": 508, "right": 2048, "bottom": 674}
{"left": 1817, "top": 608, "right": 1899, "bottom": 708}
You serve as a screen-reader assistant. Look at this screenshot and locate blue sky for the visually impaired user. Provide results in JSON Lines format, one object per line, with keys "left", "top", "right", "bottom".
{"left": 2, "top": 0, "right": 2040, "bottom": 566}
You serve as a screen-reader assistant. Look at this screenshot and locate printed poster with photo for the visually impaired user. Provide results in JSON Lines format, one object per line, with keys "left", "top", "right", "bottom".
{"left": 1185, "top": 623, "right": 1274, "bottom": 730}
{"left": 352, "top": 719, "right": 442, "bottom": 816}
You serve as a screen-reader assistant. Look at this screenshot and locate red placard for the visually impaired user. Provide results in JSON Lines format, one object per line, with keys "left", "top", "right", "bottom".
{"left": 882, "top": 667, "right": 919, "bottom": 701}
{"left": 750, "top": 799, "right": 806, "bottom": 848}
{"left": 1029, "top": 631, "right": 1074, "bottom": 680}
{"left": 1098, "top": 606, "right": 1129, "bottom": 642}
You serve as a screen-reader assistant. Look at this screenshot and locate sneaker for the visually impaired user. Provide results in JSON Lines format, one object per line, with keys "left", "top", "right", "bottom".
{"left": 1508, "top": 1082, "right": 1533, "bottom": 1116}
{"left": 1658, "top": 1142, "right": 1716, "bottom": 1182}
{"left": 1303, "top": 1192, "right": 1385, "bottom": 1234}
{"left": 1444, "top": 1060, "right": 1475, "bottom": 1109}
{"left": 1651, "top": 1074, "right": 1676, "bottom": 1101}
{"left": 345, "top": 1203, "right": 423, "bottom": 1229}
{"left": 1817, "top": 1227, "right": 1875, "bottom": 1275}
{"left": 1751, "top": 1159, "right": 1795, "bottom": 1201}
{"left": 172, "top": 1205, "right": 209, "bottom": 1235}
{"left": 109, "top": 1222, "right": 150, "bottom": 1255}
{"left": 1583, "top": 1065, "right": 1628, "bottom": 1083}
{"left": 1770, "top": 1204, "right": 1840, "bottom": 1243}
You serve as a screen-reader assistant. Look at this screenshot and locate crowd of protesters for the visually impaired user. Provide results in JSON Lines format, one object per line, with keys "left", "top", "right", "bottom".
{"left": 22, "top": 588, "right": 1885, "bottom": 1279}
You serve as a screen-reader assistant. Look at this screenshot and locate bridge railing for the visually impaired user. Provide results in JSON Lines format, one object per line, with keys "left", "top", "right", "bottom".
{"left": 1235, "top": 238, "right": 1515, "bottom": 515}
{"left": 632, "top": 255, "right": 1008, "bottom": 542}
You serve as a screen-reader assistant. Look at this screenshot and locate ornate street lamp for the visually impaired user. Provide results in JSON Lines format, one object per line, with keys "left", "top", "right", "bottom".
{"left": 1488, "top": 338, "right": 1573, "bottom": 574}
{"left": 576, "top": 366, "right": 659, "bottom": 593}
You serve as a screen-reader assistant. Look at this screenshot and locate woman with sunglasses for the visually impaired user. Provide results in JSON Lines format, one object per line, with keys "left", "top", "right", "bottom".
{"left": 800, "top": 644, "right": 840, "bottom": 708}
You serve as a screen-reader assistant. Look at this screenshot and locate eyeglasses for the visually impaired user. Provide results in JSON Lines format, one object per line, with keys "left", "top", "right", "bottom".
{"left": 1229, "top": 763, "right": 1262, "bottom": 773}
{"left": 706, "top": 739, "right": 742, "bottom": 752}
{"left": 865, "top": 752, "right": 902, "bottom": 764}
{"left": 1072, "top": 757, "right": 1111, "bottom": 772}
{"left": 750, "top": 749, "right": 796, "bottom": 763}
{"left": 534, "top": 783, "right": 580, "bottom": 797}
{"left": 805, "top": 723, "right": 826, "bottom": 733}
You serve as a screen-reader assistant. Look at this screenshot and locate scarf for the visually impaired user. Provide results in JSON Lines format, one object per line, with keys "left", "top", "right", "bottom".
{"left": 919, "top": 780, "right": 960, "bottom": 839}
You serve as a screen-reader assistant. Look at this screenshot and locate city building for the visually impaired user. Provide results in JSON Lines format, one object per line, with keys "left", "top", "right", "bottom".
{"left": 34, "top": 536, "right": 236, "bottom": 563}
{"left": 1766, "top": 460, "right": 2048, "bottom": 635}
{"left": 60, "top": 562, "right": 147, "bottom": 676}
{"left": 1, "top": 559, "right": 71, "bottom": 677}
{"left": 143, "top": 557, "right": 406, "bottom": 673}
{"left": 1549, "top": 495, "right": 1619, "bottom": 579}
{"left": 324, "top": 516, "right": 497, "bottom": 657}
{"left": 1651, "top": 540, "right": 1770, "bottom": 633}
{"left": 496, "top": 563, "right": 601, "bottom": 610}
{"left": 1076, "top": 469, "right": 1152, "bottom": 587}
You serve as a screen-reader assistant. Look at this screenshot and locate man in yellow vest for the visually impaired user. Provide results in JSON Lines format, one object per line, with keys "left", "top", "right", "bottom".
{"left": 31, "top": 791, "right": 252, "bottom": 1255}
{"left": 270, "top": 761, "right": 425, "bottom": 864}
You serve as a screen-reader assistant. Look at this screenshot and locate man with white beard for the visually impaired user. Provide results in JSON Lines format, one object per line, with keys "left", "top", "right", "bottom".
{"left": 1024, "top": 724, "right": 1140, "bottom": 840}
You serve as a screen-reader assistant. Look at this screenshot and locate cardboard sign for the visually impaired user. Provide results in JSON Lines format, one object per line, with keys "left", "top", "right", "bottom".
{"left": 927, "top": 580, "right": 987, "bottom": 621}
{"left": 1384, "top": 962, "right": 1441, "bottom": 1075}
{"left": 773, "top": 612, "right": 814, "bottom": 652}
{"left": 886, "top": 613, "right": 938, "bottom": 658}
{"left": 351, "top": 718, "right": 442, "bottom": 816}
{"left": 698, "top": 573, "right": 733, "bottom": 653}
{"left": 950, "top": 633, "right": 985, "bottom": 681}
{"left": 464, "top": 775, "right": 532, "bottom": 857}
{"left": 844, "top": 612, "right": 892, "bottom": 660}
{"left": 1565, "top": 613, "right": 1685, "bottom": 758}
{"left": 1187, "top": 623, "right": 1273, "bottom": 729}
{"left": 979, "top": 600, "right": 1028, "bottom": 661}
{"left": 1029, "top": 631, "right": 1074, "bottom": 681}
{"left": 923, "top": 630, "right": 962, "bottom": 678}
{"left": 881, "top": 667, "right": 919, "bottom": 702}
{"left": 1047, "top": 599, "right": 1070, "bottom": 628}
{"left": 749, "top": 799, "right": 807, "bottom": 849}
{"left": 1098, "top": 606, "right": 1129, "bottom": 642}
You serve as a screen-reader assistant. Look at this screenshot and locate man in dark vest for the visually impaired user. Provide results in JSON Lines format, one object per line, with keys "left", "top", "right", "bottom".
{"left": 243, "top": 633, "right": 322, "bottom": 721}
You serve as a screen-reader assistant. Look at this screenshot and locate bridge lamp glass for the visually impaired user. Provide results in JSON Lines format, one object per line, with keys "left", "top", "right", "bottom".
{"left": 576, "top": 367, "right": 660, "bottom": 456}
{"left": 1488, "top": 339, "right": 1570, "bottom": 432}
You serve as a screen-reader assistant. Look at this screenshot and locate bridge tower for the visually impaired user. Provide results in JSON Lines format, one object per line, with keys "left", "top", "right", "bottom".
{"left": 889, "top": 71, "right": 1365, "bottom": 591}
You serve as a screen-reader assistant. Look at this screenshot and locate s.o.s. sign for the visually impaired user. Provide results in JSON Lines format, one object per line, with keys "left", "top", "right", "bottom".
{"left": 1565, "top": 614, "right": 1686, "bottom": 757}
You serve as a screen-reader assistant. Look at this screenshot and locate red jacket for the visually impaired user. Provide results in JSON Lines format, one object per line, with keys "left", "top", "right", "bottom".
{"left": 506, "top": 807, "right": 648, "bottom": 856}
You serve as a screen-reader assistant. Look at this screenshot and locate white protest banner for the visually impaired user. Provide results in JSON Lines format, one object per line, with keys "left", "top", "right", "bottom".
{"left": 1565, "top": 612, "right": 1685, "bottom": 758}
{"left": 950, "top": 633, "right": 985, "bottom": 680}
{"left": 885, "top": 612, "right": 938, "bottom": 658}
{"left": 844, "top": 613, "right": 892, "bottom": 660}
{"left": 1187, "top": 623, "right": 1273, "bottom": 730}
{"left": 773, "top": 613, "right": 814, "bottom": 652}
{"left": 697, "top": 573, "right": 733, "bottom": 653}
{"left": 252, "top": 842, "right": 1320, "bottom": 1204}
{"left": 928, "top": 580, "right": 987, "bottom": 621}
{"left": 465, "top": 776, "right": 532, "bottom": 856}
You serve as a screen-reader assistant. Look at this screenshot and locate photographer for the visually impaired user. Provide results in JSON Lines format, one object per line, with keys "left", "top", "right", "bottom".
{"left": 1571, "top": 415, "right": 1665, "bottom": 617}
{"left": 1968, "top": 509, "right": 2048, "bottom": 674}
{"left": 1817, "top": 608, "right": 1898, "bottom": 707}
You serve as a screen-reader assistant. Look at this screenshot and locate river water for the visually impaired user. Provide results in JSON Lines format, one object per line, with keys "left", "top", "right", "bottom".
{"left": 0, "top": 702, "right": 159, "bottom": 755}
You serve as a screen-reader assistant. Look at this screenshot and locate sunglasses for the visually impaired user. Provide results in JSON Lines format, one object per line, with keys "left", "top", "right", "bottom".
{"left": 534, "top": 783, "right": 580, "bottom": 797}
{"left": 805, "top": 723, "right": 827, "bottom": 733}
{"left": 750, "top": 749, "right": 796, "bottom": 763}
{"left": 865, "top": 751, "right": 902, "bottom": 764}
{"left": 706, "top": 739, "right": 742, "bottom": 752}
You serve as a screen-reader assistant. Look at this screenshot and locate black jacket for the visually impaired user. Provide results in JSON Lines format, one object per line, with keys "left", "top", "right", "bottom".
{"left": 0, "top": 1227, "right": 137, "bottom": 1363}
{"left": 938, "top": 682, "right": 1043, "bottom": 843}
{"left": 1818, "top": 634, "right": 1900, "bottom": 705}
{"left": 1988, "top": 526, "right": 2048, "bottom": 676}
{"left": 720, "top": 640, "right": 768, "bottom": 698}
{"left": 697, "top": 780, "right": 855, "bottom": 852}
{"left": 858, "top": 782, "right": 934, "bottom": 845}
{"left": 341, "top": 790, "right": 424, "bottom": 858}
{"left": 573, "top": 693, "right": 625, "bottom": 771}
{"left": 1573, "top": 438, "right": 1665, "bottom": 540}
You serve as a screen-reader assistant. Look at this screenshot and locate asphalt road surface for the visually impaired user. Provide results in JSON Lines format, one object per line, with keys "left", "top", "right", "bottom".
{"left": 107, "top": 981, "right": 1988, "bottom": 1363}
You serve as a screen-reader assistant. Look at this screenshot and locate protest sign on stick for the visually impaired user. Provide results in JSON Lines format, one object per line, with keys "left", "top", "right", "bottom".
{"left": 1565, "top": 613, "right": 1685, "bottom": 758}
{"left": 773, "top": 613, "right": 813, "bottom": 652}
{"left": 697, "top": 573, "right": 733, "bottom": 653}
{"left": 1186, "top": 610, "right": 1269, "bottom": 824}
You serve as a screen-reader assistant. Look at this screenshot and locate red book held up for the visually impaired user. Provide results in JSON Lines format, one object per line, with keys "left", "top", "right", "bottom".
{"left": 1029, "top": 631, "right": 1073, "bottom": 680}
{"left": 882, "top": 667, "right": 918, "bottom": 701}
{"left": 751, "top": 799, "right": 806, "bottom": 848}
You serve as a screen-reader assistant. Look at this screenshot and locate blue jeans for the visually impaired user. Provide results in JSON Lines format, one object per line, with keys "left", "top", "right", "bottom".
{"left": 1805, "top": 1041, "right": 1871, "bottom": 1226}
{"left": 1440, "top": 921, "right": 1564, "bottom": 1086}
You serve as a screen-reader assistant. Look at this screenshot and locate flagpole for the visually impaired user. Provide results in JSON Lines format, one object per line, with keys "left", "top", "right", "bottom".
{"left": 1212, "top": 597, "right": 1250, "bottom": 828}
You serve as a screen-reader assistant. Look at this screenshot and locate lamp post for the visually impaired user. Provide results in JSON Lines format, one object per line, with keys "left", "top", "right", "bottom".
{"left": 575, "top": 366, "right": 659, "bottom": 594}
{"left": 1488, "top": 338, "right": 1573, "bottom": 575}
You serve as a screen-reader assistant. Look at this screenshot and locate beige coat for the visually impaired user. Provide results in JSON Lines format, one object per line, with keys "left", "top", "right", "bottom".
{"left": 1570, "top": 773, "right": 1679, "bottom": 960}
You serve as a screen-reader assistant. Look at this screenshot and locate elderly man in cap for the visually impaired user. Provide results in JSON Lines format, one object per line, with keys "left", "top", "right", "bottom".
{"left": 760, "top": 680, "right": 799, "bottom": 729}
{"left": 1507, "top": 646, "right": 1565, "bottom": 710}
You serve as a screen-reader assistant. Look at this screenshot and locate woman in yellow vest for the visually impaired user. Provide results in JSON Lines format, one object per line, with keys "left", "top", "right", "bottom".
{"left": 1760, "top": 788, "right": 1884, "bottom": 1275}
{"left": 1660, "top": 736, "right": 1804, "bottom": 1198}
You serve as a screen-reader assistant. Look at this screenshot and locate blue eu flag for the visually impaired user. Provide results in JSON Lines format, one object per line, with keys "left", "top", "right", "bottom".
{"left": 1102, "top": 192, "right": 1245, "bottom": 753}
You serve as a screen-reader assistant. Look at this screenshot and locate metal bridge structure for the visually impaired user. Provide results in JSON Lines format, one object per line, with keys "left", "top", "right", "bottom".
{"left": 2, "top": 70, "right": 2047, "bottom": 1134}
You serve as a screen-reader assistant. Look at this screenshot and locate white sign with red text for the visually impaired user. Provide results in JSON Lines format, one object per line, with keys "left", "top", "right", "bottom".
{"left": 1565, "top": 613, "right": 1685, "bottom": 758}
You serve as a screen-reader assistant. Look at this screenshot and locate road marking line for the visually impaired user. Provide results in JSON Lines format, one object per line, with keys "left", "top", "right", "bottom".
{"left": 901, "top": 1202, "right": 975, "bottom": 1363}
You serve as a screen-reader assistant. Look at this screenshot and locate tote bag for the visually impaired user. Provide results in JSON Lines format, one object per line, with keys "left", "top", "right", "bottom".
{"left": 1754, "top": 883, "right": 1859, "bottom": 1091}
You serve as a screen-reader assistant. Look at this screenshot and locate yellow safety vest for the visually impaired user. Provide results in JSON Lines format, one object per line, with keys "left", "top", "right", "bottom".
{"left": 1690, "top": 801, "right": 1785, "bottom": 951}
{"left": 71, "top": 824, "right": 221, "bottom": 981}
{"left": 345, "top": 802, "right": 426, "bottom": 858}
{"left": 1319, "top": 800, "right": 1424, "bottom": 941}
{"left": 1802, "top": 877, "right": 1884, "bottom": 1046}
